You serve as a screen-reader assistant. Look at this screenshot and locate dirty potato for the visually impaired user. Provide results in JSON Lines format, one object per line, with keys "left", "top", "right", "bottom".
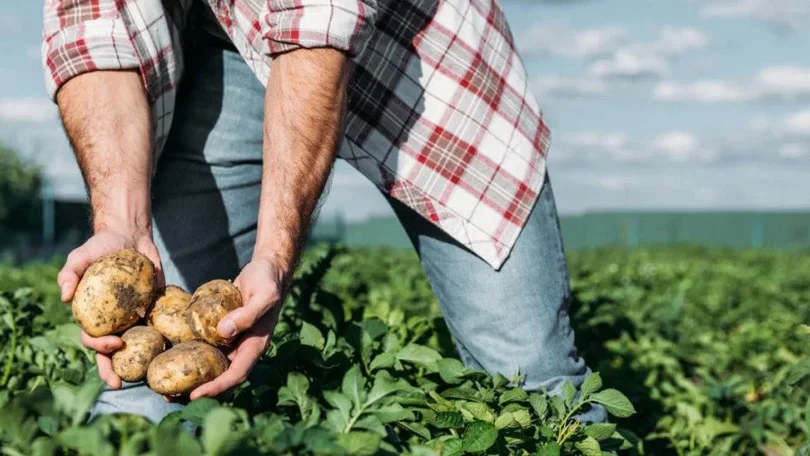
{"left": 111, "top": 326, "right": 167, "bottom": 382}
{"left": 146, "top": 341, "right": 229, "bottom": 395}
{"left": 186, "top": 280, "right": 242, "bottom": 347}
{"left": 72, "top": 249, "right": 156, "bottom": 337}
{"left": 147, "top": 285, "right": 196, "bottom": 345}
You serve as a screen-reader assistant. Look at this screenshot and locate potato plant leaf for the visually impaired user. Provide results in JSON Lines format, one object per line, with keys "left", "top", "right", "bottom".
{"left": 461, "top": 421, "right": 498, "bottom": 453}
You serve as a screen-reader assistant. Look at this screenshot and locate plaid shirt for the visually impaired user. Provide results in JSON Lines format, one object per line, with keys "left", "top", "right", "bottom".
{"left": 42, "top": 0, "right": 550, "bottom": 269}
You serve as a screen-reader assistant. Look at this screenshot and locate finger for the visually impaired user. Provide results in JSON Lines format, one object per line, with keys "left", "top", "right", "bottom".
{"left": 96, "top": 353, "right": 122, "bottom": 389}
{"left": 217, "top": 292, "right": 279, "bottom": 340}
{"left": 189, "top": 339, "right": 264, "bottom": 400}
{"left": 137, "top": 239, "right": 165, "bottom": 289}
{"left": 58, "top": 245, "right": 97, "bottom": 301}
{"left": 81, "top": 332, "right": 123, "bottom": 353}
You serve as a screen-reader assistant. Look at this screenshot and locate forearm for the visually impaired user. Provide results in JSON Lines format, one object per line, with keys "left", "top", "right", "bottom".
{"left": 254, "top": 48, "right": 350, "bottom": 281}
{"left": 56, "top": 71, "right": 153, "bottom": 234}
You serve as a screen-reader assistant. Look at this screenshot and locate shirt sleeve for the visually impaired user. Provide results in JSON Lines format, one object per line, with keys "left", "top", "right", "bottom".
{"left": 262, "top": 0, "right": 378, "bottom": 57}
{"left": 42, "top": 0, "right": 141, "bottom": 100}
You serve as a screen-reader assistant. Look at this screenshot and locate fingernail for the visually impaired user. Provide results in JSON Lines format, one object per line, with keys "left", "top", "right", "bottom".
{"left": 60, "top": 282, "right": 69, "bottom": 299}
{"left": 218, "top": 320, "right": 237, "bottom": 338}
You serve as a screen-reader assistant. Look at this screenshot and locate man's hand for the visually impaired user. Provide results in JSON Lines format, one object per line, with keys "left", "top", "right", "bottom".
{"left": 55, "top": 69, "right": 155, "bottom": 390}
{"left": 188, "top": 259, "right": 284, "bottom": 400}
{"left": 188, "top": 47, "right": 349, "bottom": 399}
{"left": 58, "top": 230, "right": 162, "bottom": 390}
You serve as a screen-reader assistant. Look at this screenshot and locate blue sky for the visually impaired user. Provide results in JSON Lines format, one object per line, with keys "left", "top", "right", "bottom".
{"left": 0, "top": 0, "right": 808, "bottom": 218}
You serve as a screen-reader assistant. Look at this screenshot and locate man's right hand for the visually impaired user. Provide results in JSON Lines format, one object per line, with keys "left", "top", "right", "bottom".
{"left": 58, "top": 230, "right": 163, "bottom": 390}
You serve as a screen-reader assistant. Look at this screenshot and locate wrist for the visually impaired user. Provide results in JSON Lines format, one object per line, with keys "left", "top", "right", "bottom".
{"left": 92, "top": 208, "right": 152, "bottom": 237}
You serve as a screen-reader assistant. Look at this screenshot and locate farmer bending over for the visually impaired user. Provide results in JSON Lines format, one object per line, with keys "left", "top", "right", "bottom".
{"left": 42, "top": 0, "right": 606, "bottom": 423}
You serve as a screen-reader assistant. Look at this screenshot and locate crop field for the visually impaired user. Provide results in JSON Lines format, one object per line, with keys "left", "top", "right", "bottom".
{"left": 1, "top": 246, "right": 810, "bottom": 455}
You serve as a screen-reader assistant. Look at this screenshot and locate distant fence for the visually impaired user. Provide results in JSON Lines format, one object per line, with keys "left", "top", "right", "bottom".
{"left": 312, "top": 211, "right": 810, "bottom": 250}
{"left": 5, "top": 204, "right": 810, "bottom": 264}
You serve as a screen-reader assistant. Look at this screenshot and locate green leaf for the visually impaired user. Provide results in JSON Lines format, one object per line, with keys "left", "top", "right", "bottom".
{"left": 397, "top": 344, "right": 442, "bottom": 369}
{"left": 342, "top": 365, "right": 366, "bottom": 411}
{"left": 181, "top": 397, "right": 219, "bottom": 426}
{"left": 299, "top": 321, "right": 325, "bottom": 351}
{"left": 550, "top": 396, "right": 566, "bottom": 418}
{"left": 442, "top": 437, "right": 463, "bottom": 456}
{"left": 72, "top": 377, "right": 103, "bottom": 426}
{"left": 369, "top": 352, "right": 396, "bottom": 371}
{"left": 277, "top": 372, "right": 311, "bottom": 405}
{"left": 537, "top": 442, "right": 560, "bottom": 456}
{"left": 155, "top": 421, "right": 203, "bottom": 456}
{"left": 585, "top": 423, "right": 617, "bottom": 441}
{"left": 367, "top": 370, "right": 412, "bottom": 405}
{"left": 324, "top": 390, "right": 353, "bottom": 422}
{"left": 563, "top": 381, "right": 577, "bottom": 406}
{"left": 512, "top": 409, "right": 531, "bottom": 428}
{"left": 529, "top": 393, "right": 548, "bottom": 419}
{"left": 492, "top": 374, "right": 509, "bottom": 390}
{"left": 461, "top": 421, "right": 498, "bottom": 453}
{"left": 494, "top": 411, "right": 516, "bottom": 430}
{"left": 31, "top": 437, "right": 57, "bottom": 456}
{"left": 355, "top": 414, "right": 387, "bottom": 436}
{"left": 589, "top": 389, "right": 636, "bottom": 418}
{"left": 37, "top": 416, "right": 58, "bottom": 436}
{"left": 201, "top": 407, "right": 243, "bottom": 456}
{"left": 57, "top": 427, "right": 115, "bottom": 456}
{"left": 438, "top": 358, "right": 466, "bottom": 384}
{"left": 499, "top": 387, "right": 528, "bottom": 405}
{"left": 441, "top": 387, "right": 478, "bottom": 401}
{"left": 581, "top": 373, "right": 603, "bottom": 398}
{"left": 370, "top": 403, "right": 415, "bottom": 423}
{"left": 337, "top": 431, "right": 382, "bottom": 456}
{"left": 574, "top": 436, "right": 602, "bottom": 456}
{"left": 458, "top": 401, "right": 495, "bottom": 423}
{"left": 398, "top": 421, "right": 432, "bottom": 440}
{"left": 433, "top": 411, "right": 464, "bottom": 428}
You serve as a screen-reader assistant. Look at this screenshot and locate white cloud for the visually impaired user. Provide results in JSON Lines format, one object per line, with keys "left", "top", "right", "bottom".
{"left": 589, "top": 50, "right": 670, "bottom": 79}
{"left": 0, "top": 97, "right": 58, "bottom": 123}
{"left": 517, "top": 24, "right": 627, "bottom": 59}
{"left": 649, "top": 131, "right": 701, "bottom": 161}
{"left": 532, "top": 75, "right": 608, "bottom": 98}
{"left": 785, "top": 109, "right": 810, "bottom": 136}
{"left": 587, "top": 27, "right": 708, "bottom": 80}
{"left": 654, "top": 80, "right": 752, "bottom": 102}
{"left": 567, "top": 132, "right": 629, "bottom": 151}
{"left": 699, "top": 0, "right": 809, "bottom": 32}
{"left": 654, "top": 66, "right": 810, "bottom": 102}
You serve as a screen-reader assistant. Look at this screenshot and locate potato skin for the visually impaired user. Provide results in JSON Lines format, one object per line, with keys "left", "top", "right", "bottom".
{"left": 112, "top": 326, "right": 167, "bottom": 382}
{"left": 72, "top": 249, "right": 156, "bottom": 337}
{"left": 186, "top": 280, "right": 242, "bottom": 347}
{"left": 148, "top": 285, "right": 196, "bottom": 345}
{"left": 146, "top": 341, "right": 228, "bottom": 395}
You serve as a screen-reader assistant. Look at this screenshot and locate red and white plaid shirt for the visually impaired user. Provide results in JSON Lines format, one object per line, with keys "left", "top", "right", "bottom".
{"left": 43, "top": 0, "right": 550, "bottom": 269}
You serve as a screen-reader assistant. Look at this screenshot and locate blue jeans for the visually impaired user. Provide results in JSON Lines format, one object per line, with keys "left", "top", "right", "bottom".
{"left": 91, "top": 35, "right": 605, "bottom": 424}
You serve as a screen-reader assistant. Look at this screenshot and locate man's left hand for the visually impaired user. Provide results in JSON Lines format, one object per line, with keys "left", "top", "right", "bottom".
{"left": 188, "top": 258, "right": 287, "bottom": 400}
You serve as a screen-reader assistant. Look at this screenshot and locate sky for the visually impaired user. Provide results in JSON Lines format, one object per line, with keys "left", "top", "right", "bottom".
{"left": 0, "top": 0, "right": 808, "bottom": 219}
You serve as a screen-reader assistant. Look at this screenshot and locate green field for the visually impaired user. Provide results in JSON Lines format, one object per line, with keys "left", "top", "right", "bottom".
{"left": 2, "top": 246, "right": 810, "bottom": 455}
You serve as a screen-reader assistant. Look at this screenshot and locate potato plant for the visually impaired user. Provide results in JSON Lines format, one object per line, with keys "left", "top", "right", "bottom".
{"left": 1, "top": 245, "right": 809, "bottom": 454}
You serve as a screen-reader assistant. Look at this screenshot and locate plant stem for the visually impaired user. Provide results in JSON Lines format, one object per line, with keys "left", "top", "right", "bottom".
{"left": 1, "top": 323, "right": 17, "bottom": 387}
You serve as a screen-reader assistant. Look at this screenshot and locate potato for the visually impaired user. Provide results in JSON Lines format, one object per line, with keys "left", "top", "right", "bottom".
{"left": 148, "top": 285, "right": 196, "bottom": 345}
{"left": 186, "top": 279, "right": 242, "bottom": 347}
{"left": 146, "top": 341, "right": 228, "bottom": 395}
{"left": 72, "top": 249, "right": 156, "bottom": 337}
{"left": 111, "top": 326, "right": 167, "bottom": 382}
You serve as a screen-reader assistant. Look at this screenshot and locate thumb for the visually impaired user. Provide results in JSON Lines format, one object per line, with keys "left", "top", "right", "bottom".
{"left": 137, "top": 239, "right": 165, "bottom": 289}
{"left": 217, "top": 295, "right": 271, "bottom": 339}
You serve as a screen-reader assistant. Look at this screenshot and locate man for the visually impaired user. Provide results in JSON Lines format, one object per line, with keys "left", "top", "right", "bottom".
{"left": 43, "top": 0, "right": 605, "bottom": 423}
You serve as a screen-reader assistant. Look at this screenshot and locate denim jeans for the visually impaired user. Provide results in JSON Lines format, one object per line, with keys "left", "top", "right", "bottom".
{"left": 90, "top": 33, "right": 605, "bottom": 425}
